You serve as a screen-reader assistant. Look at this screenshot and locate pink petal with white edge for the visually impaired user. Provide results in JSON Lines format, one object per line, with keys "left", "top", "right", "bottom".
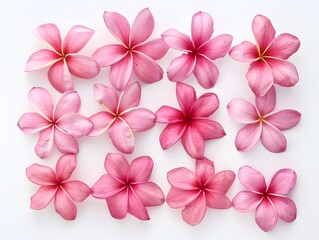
{"left": 206, "top": 170, "right": 235, "bottom": 193}
{"left": 109, "top": 53, "right": 133, "bottom": 91}
{"left": 54, "top": 91, "right": 80, "bottom": 120}
{"left": 199, "top": 34, "right": 233, "bottom": 60}
{"left": 55, "top": 154, "right": 76, "bottom": 182}
{"left": 30, "top": 185, "right": 57, "bottom": 210}
{"left": 54, "top": 187, "right": 77, "bottom": 220}
{"left": 18, "top": 113, "right": 51, "bottom": 134}
{"left": 155, "top": 106, "right": 184, "bottom": 124}
{"left": 182, "top": 192, "right": 207, "bottom": 226}
{"left": 28, "top": 87, "right": 54, "bottom": 120}
{"left": 127, "top": 189, "right": 150, "bottom": 220}
{"left": 161, "top": 29, "right": 193, "bottom": 51}
{"left": 131, "top": 8, "right": 154, "bottom": 46}
{"left": 269, "top": 196, "right": 297, "bottom": 223}
{"left": 167, "top": 167, "right": 198, "bottom": 190}
{"left": 134, "top": 38, "right": 169, "bottom": 60}
{"left": 196, "top": 158, "right": 215, "bottom": 185}
{"left": 33, "top": 23, "right": 62, "bottom": 53}
{"left": 91, "top": 174, "right": 125, "bottom": 199}
{"left": 181, "top": 126, "right": 205, "bottom": 159}
{"left": 265, "top": 110, "right": 301, "bottom": 130}
{"left": 54, "top": 129, "right": 79, "bottom": 154}
{"left": 192, "top": 119, "right": 225, "bottom": 140}
{"left": 128, "top": 156, "right": 153, "bottom": 183}
{"left": 107, "top": 189, "right": 128, "bottom": 219}
{"left": 63, "top": 25, "right": 94, "bottom": 54}
{"left": 159, "top": 122, "right": 186, "bottom": 150}
{"left": 229, "top": 41, "right": 258, "bottom": 62}
{"left": 255, "top": 197, "right": 278, "bottom": 232}
{"left": 261, "top": 123, "right": 287, "bottom": 152}
{"left": 193, "top": 55, "right": 219, "bottom": 88}
{"left": 176, "top": 82, "right": 196, "bottom": 115}
{"left": 118, "top": 82, "right": 141, "bottom": 112}
{"left": 205, "top": 192, "right": 231, "bottom": 209}
{"left": 121, "top": 108, "right": 155, "bottom": 132}
{"left": 88, "top": 112, "right": 115, "bottom": 136}
{"left": 227, "top": 99, "right": 259, "bottom": 124}
{"left": 93, "top": 83, "right": 118, "bottom": 113}
{"left": 266, "top": 33, "right": 300, "bottom": 60}
{"left": 232, "top": 190, "right": 263, "bottom": 212}
{"left": 252, "top": 14, "right": 275, "bottom": 53}
{"left": 93, "top": 44, "right": 127, "bottom": 67}
{"left": 62, "top": 180, "right": 91, "bottom": 202}
{"left": 268, "top": 169, "right": 297, "bottom": 195}
{"left": 191, "top": 11, "right": 214, "bottom": 47}
{"left": 255, "top": 86, "right": 276, "bottom": 116}
{"left": 25, "top": 49, "right": 60, "bottom": 71}
{"left": 26, "top": 164, "right": 57, "bottom": 185}
{"left": 132, "top": 182, "right": 165, "bottom": 207}
{"left": 35, "top": 127, "right": 54, "bottom": 159}
{"left": 48, "top": 60, "right": 74, "bottom": 93}
{"left": 104, "top": 153, "right": 129, "bottom": 183}
{"left": 57, "top": 113, "right": 93, "bottom": 137}
{"left": 166, "top": 187, "right": 200, "bottom": 208}
{"left": 235, "top": 122, "right": 262, "bottom": 151}
{"left": 238, "top": 166, "right": 267, "bottom": 192}
{"left": 191, "top": 93, "right": 219, "bottom": 117}
{"left": 167, "top": 54, "right": 196, "bottom": 82}
{"left": 66, "top": 55, "right": 100, "bottom": 79}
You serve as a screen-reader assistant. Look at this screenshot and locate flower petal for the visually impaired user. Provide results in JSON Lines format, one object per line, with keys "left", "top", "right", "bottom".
{"left": 127, "top": 189, "right": 150, "bottom": 220}
{"left": 227, "top": 99, "right": 259, "bottom": 124}
{"left": 33, "top": 23, "right": 62, "bottom": 53}
{"left": 261, "top": 123, "right": 287, "bottom": 153}
{"left": 30, "top": 185, "right": 57, "bottom": 210}
{"left": 191, "top": 119, "right": 225, "bottom": 140}
{"left": 229, "top": 41, "right": 258, "bottom": 62}
{"left": 134, "top": 38, "right": 169, "bottom": 60}
{"left": 265, "top": 110, "right": 301, "bottom": 130}
{"left": 62, "top": 180, "right": 91, "bottom": 202}
{"left": 54, "top": 129, "right": 79, "bottom": 154}
{"left": 63, "top": 25, "right": 94, "bottom": 54}
{"left": 266, "top": 33, "right": 300, "bottom": 60}
{"left": 181, "top": 126, "right": 205, "bottom": 159}
{"left": 66, "top": 55, "right": 100, "bottom": 79}
{"left": 205, "top": 192, "right": 231, "bottom": 209}
{"left": 252, "top": 14, "right": 275, "bottom": 53}
{"left": 255, "top": 86, "right": 276, "bottom": 116}
{"left": 268, "top": 169, "right": 297, "bottom": 195}
{"left": 176, "top": 82, "right": 196, "bottom": 115}
{"left": 120, "top": 108, "right": 155, "bottom": 132}
{"left": 269, "top": 196, "right": 297, "bottom": 223}
{"left": 55, "top": 154, "right": 76, "bottom": 182}
{"left": 132, "top": 182, "right": 165, "bottom": 207}
{"left": 167, "top": 167, "right": 198, "bottom": 190}
{"left": 93, "top": 83, "right": 118, "bottom": 113}
{"left": 195, "top": 158, "right": 215, "bottom": 185}
{"left": 155, "top": 106, "right": 184, "bottom": 124}
{"left": 108, "top": 119, "right": 135, "bottom": 153}
{"left": 28, "top": 87, "right": 54, "bottom": 120}
{"left": 54, "top": 187, "right": 77, "bottom": 220}
{"left": 255, "top": 197, "right": 278, "bottom": 232}
{"left": 232, "top": 190, "right": 263, "bottom": 212}
{"left": 159, "top": 122, "right": 186, "bottom": 150}
{"left": 18, "top": 113, "right": 51, "bottom": 134}
{"left": 193, "top": 55, "right": 219, "bottom": 88}
{"left": 182, "top": 192, "right": 207, "bottom": 226}
{"left": 35, "top": 127, "right": 54, "bottom": 159}
{"left": 131, "top": 8, "right": 154, "bottom": 46}
{"left": 26, "top": 163, "right": 57, "bottom": 185}
{"left": 118, "top": 81, "right": 141, "bottom": 112}
{"left": 54, "top": 91, "right": 80, "bottom": 120}
{"left": 166, "top": 187, "right": 200, "bottom": 208}
{"left": 161, "top": 29, "right": 193, "bottom": 51}
{"left": 93, "top": 44, "right": 127, "bottom": 67}
{"left": 91, "top": 174, "right": 125, "bottom": 199}
{"left": 88, "top": 112, "right": 115, "bottom": 136}
{"left": 104, "top": 153, "right": 129, "bottom": 183}
{"left": 191, "top": 92, "right": 219, "bottom": 117}
{"left": 235, "top": 122, "right": 262, "bottom": 152}
{"left": 107, "top": 189, "right": 128, "bottom": 219}
{"left": 128, "top": 156, "right": 153, "bottom": 183}
{"left": 25, "top": 49, "right": 60, "bottom": 71}
{"left": 48, "top": 60, "right": 73, "bottom": 93}
{"left": 191, "top": 11, "right": 213, "bottom": 47}
{"left": 238, "top": 166, "right": 267, "bottom": 192}
{"left": 206, "top": 170, "right": 235, "bottom": 194}
{"left": 199, "top": 34, "right": 233, "bottom": 60}
{"left": 57, "top": 113, "right": 93, "bottom": 137}
{"left": 167, "top": 54, "right": 196, "bottom": 82}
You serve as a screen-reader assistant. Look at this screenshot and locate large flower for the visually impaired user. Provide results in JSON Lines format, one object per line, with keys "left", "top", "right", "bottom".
{"left": 18, "top": 87, "right": 93, "bottom": 159}
{"left": 93, "top": 8, "right": 169, "bottom": 91}
{"left": 25, "top": 24, "right": 100, "bottom": 93}
{"left": 166, "top": 158, "right": 235, "bottom": 226}
{"left": 232, "top": 166, "right": 297, "bottom": 232}
{"left": 227, "top": 86, "right": 301, "bottom": 152}
{"left": 229, "top": 14, "right": 300, "bottom": 96}
{"left": 91, "top": 153, "right": 165, "bottom": 220}
{"left": 26, "top": 154, "right": 91, "bottom": 220}
{"left": 88, "top": 82, "right": 156, "bottom": 154}
{"left": 162, "top": 11, "right": 233, "bottom": 88}
{"left": 156, "top": 82, "right": 225, "bottom": 159}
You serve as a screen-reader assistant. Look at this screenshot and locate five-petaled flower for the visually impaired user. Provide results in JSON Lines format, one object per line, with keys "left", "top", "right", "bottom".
{"left": 88, "top": 82, "right": 156, "bottom": 154}
{"left": 91, "top": 153, "right": 165, "bottom": 220}
{"left": 232, "top": 166, "right": 297, "bottom": 232}
{"left": 229, "top": 14, "right": 300, "bottom": 96}
{"left": 25, "top": 23, "right": 100, "bottom": 93}
{"left": 26, "top": 154, "right": 91, "bottom": 220}
{"left": 93, "top": 8, "right": 169, "bottom": 91}
{"left": 162, "top": 11, "right": 233, "bottom": 88}
{"left": 227, "top": 86, "right": 301, "bottom": 152}
{"left": 166, "top": 158, "right": 235, "bottom": 226}
{"left": 18, "top": 87, "right": 93, "bottom": 159}
{"left": 156, "top": 82, "right": 225, "bottom": 159}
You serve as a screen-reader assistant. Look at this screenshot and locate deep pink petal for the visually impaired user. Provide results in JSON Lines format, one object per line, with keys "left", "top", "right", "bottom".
{"left": 134, "top": 38, "right": 169, "bottom": 60}
{"left": 261, "top": 123, "right": 287, "bottom": 153}
{"left": 193, "top": 55, "right": 219, "bottom": 88}
{"left": 54, "top": 187, "right": 77, "bottom": 220}
{"left": 166, "top": 187, "right": 200, "bottom": 208}
{"left": 176, "top": 82, "right": 196, "bottom": 115}
{"left": 269, "top": 196, "right": 297, "bottom": 223}
{"left": 110, "top": 53, "right": 134, "bottom": 91}
{"left": 104, "top": 153, "right": 129, "bottom": 183}
{"left": 205, "top": 192, "right": 231, "bottom": 209}
{"left": 266, "top": 33, "right": 300, "bottom": 60}
{"left": 132, "top": 182, "right": 165, "bottom": 207}
{"left": 159, "top": 122, "right": 186, "bottom": 150}
{"left": 88, "top": 112, "right": 115, "bottom": 136}
{"left": 54, "top": 129, "right": 79, "bottom": 154}
{"left": 54, "top": 91, "right": 80, "bottom": 120}
{"left": 181, "top": 126, "right": 205, "bottom": 159}
{"left": 93, "top": 44, "right": 127, "bottom": 67}
{"left": 268, "top": 169, "right": 297, "bottom": 195}
{"left": 33, "top": 23, "right": 62, "bottom": 53}
{"left": 26, "top": 163, "right": 57, "bottom": 185}
{"left": 48, "top": 60, "right": 73, "bottom": 93}
{"left": 235, "top": 122, "right": 262, "bottom": 151}
{"left": 205, "top": 170, "right": 235, "bottom": 194}
{"left": 128, "top": 156, "right": 153, "bottom": 183}
{"left": 199, "top": 34, "right": 233, "bottom": 60}
{"left": 62, "top": 180, "right": 91, "bottom": 202}
{"left": 106, "top": 189, "right": 128, "bottom": 219}
{"left": 182, "top": 192, "right": 207, "bottom": 226}
{"left": 265, "top": 110, "right": 301, "bottom": 130}
{"left": 93, "top": 83, "right": 118, "bottom": 113}
{"left": 131, "top": 8, "right": 154, "bottom": 46}
{"left": 55, "top": 154, "right": 76, "bottom": 182}
{"left": 167, "top": 54, "right": 196, "bottom": 82}
{"left": 195, "top": 158, "right": 215, "bottom": 185}
{"left": 255, "top": 86, "right": 276, "bottom": 116}
{"left": 255, "top": 197, "right": 278, "bottom": 232}
{"left": 238, "top": 166, "right": 267, "bottom": 192}
{"left": 63, "top": 25, "right": 94, "bottom": 54}
{"left": 91, "top": 174, "right": 125, "bottom": 199}
{"left": 227, "top": 99, "right": 259, "bottom": 124}
{"left": 28, "top": 87, "right": 54, "bottom": 120}
{"left": 66, "top": 55, "right": 100, "bottom": 79}
{"left": 35, "top": 127, "right": 54, "bottom": 159}
{"left": 118, "top": 81, "right": 141, "bottom": 112}
{"left": 30, "top": 185, "right": 57, "bottom": 210}
{"left": 191, "top": 11, "right": 213, "bottom": 47}
{"left": 229, "top": 41, "right": 259, "bottom": 62}
{"left": 161, "top": 29, "right": 193, "bottom": 51}
{"left": 191, "top": 119, "right": 225, "bottom": 140}
{"left": 25, "top": 49, "right": 60, "bottom": 71}
{"left": 18, "top": 113, "right": 51, "bottom": 134}
{"left": 127, "top": 189, "right": 150, "bottom": 220}
{"left": 121, "top": 108, "right": 155, "bottom": 132}
{"left": 252, "top": 14, "right": 275, "bottom": 53}
{"left": 232, "top": 190, "right": 263, "bottom": 212}
{"left": 191, "top": 92, "right": 219, "bottom": 117}
{"left": 57, "top": 113, "right": 93, "bottom": 137}
{"left": 167, "top": 167, "right": 198, "bottom": 190}
{"left": 155, "top": 106, "right": 184, "bottom": 124}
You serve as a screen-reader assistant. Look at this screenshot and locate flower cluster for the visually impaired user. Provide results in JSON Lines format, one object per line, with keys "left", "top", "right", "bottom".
{"left": 19, "top": 9, "right": 300, "bottom": 232}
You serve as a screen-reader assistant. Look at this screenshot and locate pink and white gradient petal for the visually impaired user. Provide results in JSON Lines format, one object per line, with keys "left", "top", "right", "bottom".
{"left": 28, "top": 87, "right": 54, "bottom": 120}
{"left": 62, "top": 180, "right": 91, "bottom": 202}
{"left": 132, "top": 182, "right": 165, "bottom": 207}
{"left": 155, "top": 106, "right": 184, "bottom": 124}
{"left": 91, "top": 174, "right": 125, "bottom": 199}
{"left": 167, "top": 167, "right": 198, "bottom": 190}
{"left": 63, "top": 25, "right": 94, "bottom": 54}
{"left": 88, "top": 112, "right": 115, "bottom": 136}
{"left": 265, "top": 110, "right": 301, "bottom": 130}
{"left": 191, "top": 11, "right": 214, "bottom": 47}
{"left": 255, "top": 197, "right": 278, "bottom": 232}
{"left": 255, "top": 86, "right": 276, "bottom": 116}
{"left": 266, "top": 33, "right": 300, "bottom": 60}
{"left": 191, "top": 93, "right": 219, "bottom": 117}
{"left": 35, "top": 127, "right": 54, "bottom": 159}
{"left": 55, "top": 154, "right": 76, "bottom": 182}
{"left": 25, "top": 49, "right": 60, "bottom": 71}
{"left": 26, "top": 164, "right": 57, "bottom": 185}
{"left": 166, "top": 187, "right": 200, "bottom": 208}
{"left": 130, "top": 8, "right": 154, "bottom": 46}
{"left": 48, "top": 60, "right": 74, "bottom": 93}
{"left": 267, "top": 169, "right": 297, "bottom": 195}
{"left": 53, "top": 129, "right": 79, "bottom": 154}
{"left": 182, "top": 193, "right": 207, "bottom": 226}
{"left": 261, "top": 123, "right": 287, "bottom": 153}
{"left": 176, "top": 82, "right": 196, "bottom": 115}
{"left": 229, "top": 41, "right": 258, "bottom": 62}
{"left": 54, "top": 91, "right": 81, "bottom": 120}
{"left": 235, "top": 123, "right": 262, "bottom": 152}
{"left": 93, "top": 44, "right": 127, "bottom": 67}
{"left": 238, "top": 166, "right": 267, "bottom": 193}
{"left": 167, "top": 54, "right": 196, "bottom": 82}
{"left": 252, "top": 14, "right": 276, "bottom": 53}
{"left": 193, "top": 55, "right": 219, "bottom": 88}
{"left": 181, "top": 126, "right": 205, "bottom": 159}
{"left": 33, "top": 23, "right": 62, "bottom": 53}
{"left": 18, "top": 113, "right": 51, "bottom": 134}
{"left": 104, "top": 153, "right": 129, "bottom": 183}
{"left": 93, "top": 83, "right": 119, "bottom": 113}
{"left": 66, "top": 55, "right": 100, "bottom": 79}
{"left": 106, "top": 190, "right": 128, "bottom": 219}
{"left": 30, "top": 185, "right": 57, "bottom": 210}
{"left": 134, "top": 39, "right": 169, "bottom": 59}
{"left": 161, "top": 29, "right": 193, "bottom": 52}
{"left": 128, "top": 156, "right": 153, "bottom": 183}
{"left": 199, "top": 34, "right": 233, "bottom": 60}
{"left": 54, "top": 187, "right": 77, "bottom": 220}
{"left": 232, "top": 191, "right": 263, "bottom": 212}
{"left": 227, "top": 99, "right": 259, "bottom": 124}
{"left": 127, "top": 190, "right": 150, "bottom": 220}
{"left": 159, "top": 123, "right": 187, "bottom": 150}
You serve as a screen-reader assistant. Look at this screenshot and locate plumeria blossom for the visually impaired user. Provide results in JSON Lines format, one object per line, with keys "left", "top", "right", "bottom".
{"left": 156, "top": 82, "right": 225, "bottom": 159}
{"left": 25, "top": 23, "right": 100, "bottom": 93}
{"left": 88, "top": 82, "right": 156, "bottom": 154}
{"left": 167, "top": 158, "right": 235, "bottom": 226}
{"left": 26, "top": 154, "right": 91, "bottom": 220}
{"left": 227, "top": 86, "right": 301, "bottom": 152}
{"left": 229, "top": 14, "right": 300, "bottom": 96}
{"left": 162, "top": 11, "right": 233, "bottom": 88}
{"left": 232, "top": 166, "right": 297, "bottom": 232}
{"left": 93, "top": 8, "right": 169, "bottom": 91}
{"left": 18, "top": 87, "right": 93, "bottom": 159}
{"left": 91, "top": 153, "right": 165, "bottom": 220}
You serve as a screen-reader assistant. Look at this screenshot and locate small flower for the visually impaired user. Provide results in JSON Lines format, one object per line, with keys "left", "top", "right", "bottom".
{"left": 18, "top": 87, "right": 93, "bottom": 159}
{"left": 227, "top": 86, "right": 301, "bottom": 152}
{"left": 229, "top": 14, "right": 300, "bottom": 96}
{"left": 26, "top": 154, "right": 91, "bottom": 220}
{"left": 232, "top": 166, "right": 297, "bottom": 232}
{"left": 25, "top": 24, "right": 100, "bottom": 93}
{"left": 93, "top": 8, "right": 169, "bottom": 91}
{"left": 156, "top": 82, "right": 225, "bottom": 159}
{"left": 91, "top": 153, "right": 165, "bottom": 220}
{"left": 162, "top": 11, "right": 233, "bottom": 88}
{"left": 166, "top": 158, "right": 235, "bottom": 226}
{"left": 89, "top": 82, "right": 156, "bottom": 154}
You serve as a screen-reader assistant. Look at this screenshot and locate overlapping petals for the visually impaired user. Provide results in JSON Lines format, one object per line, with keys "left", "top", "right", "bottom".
{"left": 25, "top": 24, "right": 100, "bottom": 93}
{"left": 232, "top": 166, "right": 297, "bottom": 232}
{"left": 229, "top": 14, "right": 300, "bottom": 96}
{"left": 156, "top": 82, "right": 225, "bottom": 159}
{"left": 162, "top": 11, "right": 233, "bottom": 88}
{"left": 26, "top": 154, "right": 91, "bottom": 220}
{"left": 227, "top": 86, "right": 301, "bottom": 152}
{"left": 166, "top": 158, "right": 235, "bottom": 225}
{"left": 91, "top": 153, "right": 165, "bottom": 220}
{"left": 93, "top": 8, "right": 169, "bottom": 91}
{"left": 18, "top": 87, "right": 93, "bottom": 158}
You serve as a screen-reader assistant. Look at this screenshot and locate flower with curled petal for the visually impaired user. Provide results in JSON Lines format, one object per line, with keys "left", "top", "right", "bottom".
{"left": 25, "top": 23, "right": 100, "bottom": 93}
{"left": 26, "top": 154, "right": 91, "bottom": 220}
{"left": 156, "top": 82, "right": 225, "bottom": 159}
{"left": 227, "top": 86, "right": 301, "bottom": 152}
{"left": 88, "top": 82, "right": 156, "bottom": 154}
{"left": 18, "top": 87, "right": 93, "bottom": 159}
{"left": 166, "top": 158, "right": 235, "bottom": 226}
{"left": 162, "top": 11, "right": 233, "bottom": 88}
{"left": 232, "top": 166, "right": 297, "bottom": 232}
{"left": 91, "top": 153, "right": 165, "bottom": 220}
{"left": 93, "top": 8, "right": 169, "bottom": 91}
{"left": 229, "top": 14, "right": 300, "bottom": 96}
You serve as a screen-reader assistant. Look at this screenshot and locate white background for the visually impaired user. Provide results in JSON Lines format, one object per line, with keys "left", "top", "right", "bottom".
{"left": 1, "top": 0, "right": 318, "bottom": 239}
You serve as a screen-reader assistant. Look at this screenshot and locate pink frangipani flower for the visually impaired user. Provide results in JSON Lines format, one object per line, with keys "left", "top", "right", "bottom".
{"left": 18, "top": 87, "right": 93, "bottom": 159}
{"left": 167, "top": 158, "right": 235, "bottom": 226}
{"left": 227, "top": 86, "right": 301, "bottom": 152}
{"left": 25, "top": 24, "right": 100, "bottom": 93}
{"left": 162, "top": 11, "right": 233, "bottom": 88}
{"left": 229, "top": 14, "right": 300, "bottom": 96}
{"left": 156, "top": 82, "right": 225, "bottom": 159}
{"left": 93, "top": 8, "right": 169, "bottom": 91}
{"left": 26, "top": 154, "right": 91, "bottom": 220}
{"left": 232, "top": 166, "right": 297, "bottom": 232}
{"left": 88, "top": 82, "right": 156, "bottom": 154}
{"left": 91, "top": 153, "right": 165, "bottom": 220}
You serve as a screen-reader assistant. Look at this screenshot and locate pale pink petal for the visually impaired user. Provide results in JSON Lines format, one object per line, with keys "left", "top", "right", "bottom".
{"left": 134, "top": 39, "right": 169, "bottom": 59}
{"left": 66, "top": 55, "right": 100, "bottom": 79}
{"left": 269, "top": 196, "right": 297, "bottom": 223}
{"left": 205, "top": 192, "right": 231, "bottom": 209}
{"left": 193, "top": 55, "right": 219, "bottom": 88}
{"left": 261, "top": 123, "right": 287, "bottom": 153}
{"left": 191, "top": 93, "right": 219, "bottom": 117}
{"left": 63, "top": 25, "right": 94, "bottom": 54}
{"left": 159, "top": 122, "right": 186, "bottom": 150}
{"left": 106, "top": 189, "right": 128, "bottom": 219}
{"left": 91, "top": 174, "right": 125, "bottom": 199}
{"left": 232, "top": 190, "right": 263, "bottom": 212}
{"left": 35, "top": 127, "right": 54, "bottom": 159}
{"left": 109, "top": 53, "right": 133, "bottom": 91}
{"left": 93, "top": 83, "right": 118, "bottom": 113}
{"left": 93, "top": 44, "right": 127, "bottom": 67}
{"left": 127, "top": 189, "right": 150, "bottom": 220}
{"left": 176, "top": 82, "right": 196, "bottom": 115}
{"left": 131, "top": 8, "right": 154, "bottom": 46}
{"left": 191, "top": 11, "right": 213, "bottom": 47}
{"left": 252, "top": 14, "right": 275, "bottom": 53}
{"left": 238, "top": 166, "right": 267, "bottom": 192}
{"left": 104, "top": 153, "right": 129, "bottom": 183}
{"left": 62, "top": 180, "right": 91, "bottom": 202}
{"left": 182, "top": 192, "right": 207, "bottom": 226}
{"left": 161, "top": 29, "right": 193, "bottom": 51}
{"left": 33, "top": 23, "right": 62, "bottom": 53}
{"left": 268, "top": 169, "right": 297, "bottom": 195}
{"left": 88, "top": 112, "right": 115, "bottom": 136}
{"left": 30, "top": 185, "right": 57, "bottom": 210}
{"left": 54, "top": 187, "right": 77, "bottom": 220}
{"left": 191, "top": 119, "right": 225, "bottom": 140}
{"left": 120, "top": 108, "right": 155, "bottom": 132}
{"left": 55, "top": 154, "right": 76, "bottom": 182}
{"left": 54, "top": 129, "right": 79, "bottom": 154}
{"left": 118, "top": 81, "right": 141, "bottom": 112}
{"left": 54, "top": 91, "right": 80, "bottom": 120}
{"left": 28, "top": 87, "right": 54, "bottom": 120}
{"left": 195, "top": 158, "right": 215, "bottom": 185}
{"left": 181, "top": 126, "right": 205, "bottom": 159}
{"left": 199, "top": 34, "right": 233, "bottom": 60}
{"left": 255, "top": 197, "right": 278, "bottom": 232}
{"left": 57, "top": 113, "right": 93, "bottom": 137}
{"left": 167, "top": 54, "right": 196, "bottom": 82}
{"left": 155, "top": 106, "right": 184, "bottom": 124}
{"left": 229, "top": 41, "right": 259, "bottom": 62}
{"left": 166, "top": 187, "right": 200, "bottom": 208}
{"left": 235, "top": 123, "right": 262, "bottom": 152}
{"left": 128, "top": 156, "right": 153, "bottom": 183}
{"left": 103, "top": 11, "right": 130, "bottom": 46}
{"left": 255, "top": 86, "right": 276, "bottom": 116}
{"left": 265, "top": 110, "right": 301, "bottom": 130}
{"left": 18, "top": 113, "right": 51, "bottom": 134}
{"left": 25, "top": 49, "right": 60, "bottom": 71}
{"left": 132, "top": 182, "right": 165, "bottom": 207}
{"left": 26, "top": 164, "right": 57, "bottom": 185}
{"left": 227, "top": 99, "right": 259, "bottom": 124}
{"left": 48, "top": 60, "right": 73, "bottom": 93}
{"left": 167, "top": 167, "right": 198, "bottom": 190}
{"left": 266, "top": 33, "right": 300, "bottom": 60}
{"left": 205, "top": 170, "right": 235, "bottom": 194}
